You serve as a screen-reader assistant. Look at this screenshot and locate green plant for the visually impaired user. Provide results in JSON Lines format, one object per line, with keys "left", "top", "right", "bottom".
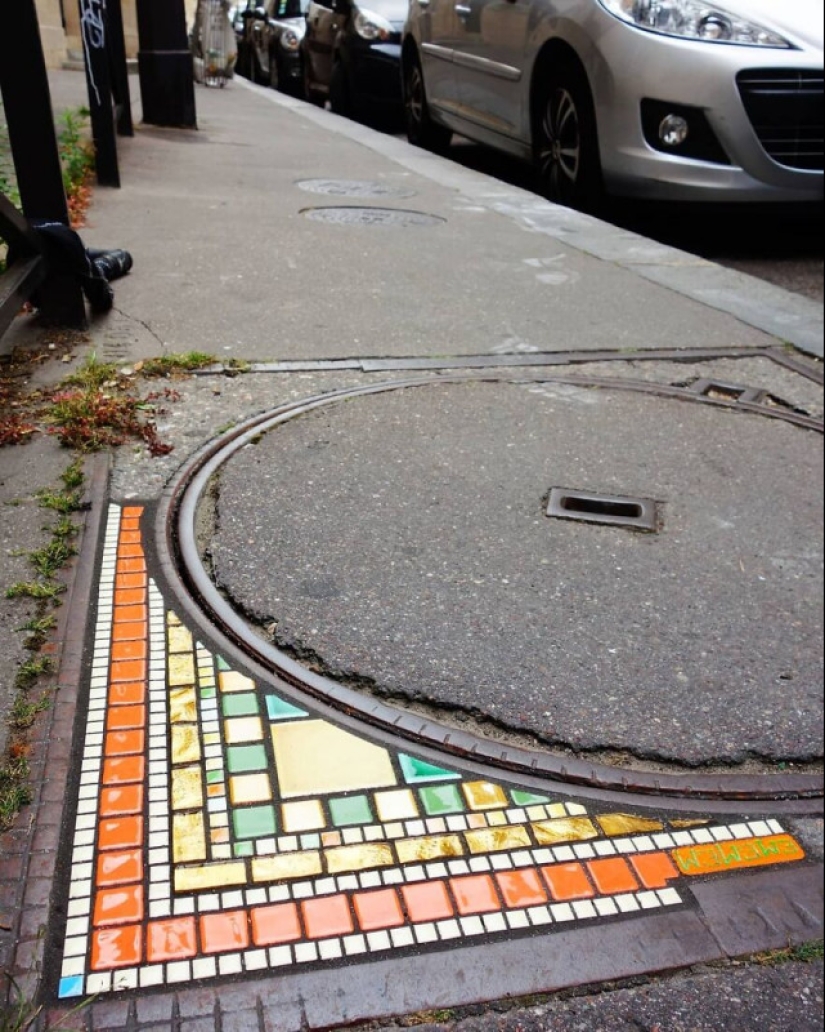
{"left": 15, "top": 656, "right": 54, "bottom": 690}
{"left": 140, "top": 351, "right": 216, "bottom": 376}
{"left": 0, "top": 758, "right": 32, "bottom": 834}
{"left": 10, "top": 692, "right": 50, "bottom": 731}
{"left": 57, "top": 107, "right": 94, "bottom": 197}
{"left": 5, "top": 581, "right": 66, "bottom": 603}
{"left": 28, "top": 539, "right": 77, "bottom": 580}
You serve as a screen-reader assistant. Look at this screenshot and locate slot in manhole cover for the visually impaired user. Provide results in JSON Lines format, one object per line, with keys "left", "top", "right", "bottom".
{"left": 547, "top": 488, "right": 659, "bottom": 531}
{"left": 297, "top": 179, "right": 416, "bottom": 199}
{"left": 301, "top": 207, "right": 446, "bottom": 228}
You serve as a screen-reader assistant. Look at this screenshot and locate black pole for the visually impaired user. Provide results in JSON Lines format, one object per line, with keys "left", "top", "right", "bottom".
{"left": 0, "top": 0, "right": 86, "bottom": 325}
{"left": 79, "top": 0, "right": 121, "bottom": 186}
{"left": 135, "top": 0, "right": 197, "bottom": 128}
{"left": 105, "top": 0, "right": 135, "bottom": 137}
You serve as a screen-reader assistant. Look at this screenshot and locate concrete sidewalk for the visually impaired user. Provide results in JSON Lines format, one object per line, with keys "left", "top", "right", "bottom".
{"left": 0, "top": 67, "right": 822, "bottom": 1031}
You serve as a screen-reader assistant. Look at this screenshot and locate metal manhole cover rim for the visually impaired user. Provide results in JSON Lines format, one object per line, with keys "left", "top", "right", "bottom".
{"left": 300, "top": 205, "right": 446, "bottom": 227}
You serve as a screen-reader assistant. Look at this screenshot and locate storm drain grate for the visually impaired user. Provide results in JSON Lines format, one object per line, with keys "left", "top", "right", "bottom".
{"left": 300, "top": 207, "right": 446, "bottom": 228}
{"left": 296, "top": 179, "right": 416, "bottom": 199}
{"left": 689, "top": 378, "right": 768, "bottom": 405}
{"left": 547, "top": 488, "right": 659, "bottom": 532}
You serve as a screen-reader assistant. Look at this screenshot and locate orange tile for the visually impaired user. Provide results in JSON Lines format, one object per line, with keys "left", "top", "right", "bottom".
{"left": 96, "top": 849, "right": 143, "bottom": 887}
{"left": 102, "top": 756, "right": 145, "bottom": 785}
{"left": 98, "top": 816, "right": 143, "bottom": 851}
{"left": 200, "top": 910, "right": 250, "bottom": 953}
{"left": 122, "top": 507, "right": 144, "bottom": 519}
{"left": 111, "top": 640, "right": 146, "bottom": 663}
{"left": 117, "top": 573, "right": 147, "bottom": 590}
{"left": 302, "top": 894, "right": 354, "bottom": 939}
{"left": 401, "top": 881, "right": 454, "bottom": 923}
{"left": 93, "top": 885, "right": 144, "bottom": 926}
{"left": 91, "top": 925, "right": 142, "bottom": 970}
{"left": 251, "top": 903, "right": 303, "bottom": 946}
{"left": 119, "top": 531, "right": 142, "bottom": 545}
{"left": 113, "top": 622, "right": 147, "bottom": 643}
{"left": 117, "top": 558, "right": 145, "bottom": 575}
{"left": 147, "top": 917, "right": 197, "bottom": 962}
{"left": 100, "top": 784, "right": 144, "bottom": 817}
{"left": 587, "top": 858, "right": 639, "bottom": 895}
{"left": 115, "top": 589, "right": 145, "bottom": 607}
{"left": 107, "top": 705, "right": 145, "bottom": 731}
{"left": 353, "top": 889, "right": 404, "bottom": 931}
{"left": 450, "top": 875, "right": 501, "bottom": 915}
{"left": 631, "top": 851, "right": 681, "bottom": 888}
{"left": 110, "top": 660, "right": 147, "bottom": 684}
{"left": 541, "top": 863, "right": 594, "bottom": 901}
{"left": 108, "top": 682, "right": 145, "bottom": 706}
{"left": 495, "top": 869, "right": 548, "bottom": 908}
{"left": 114, "top": 604, "right": 147, "bottom": 624}
{"left": 104, "top": 730, "right": 145, "bottom": 756}
{"left": 118, "top": 544, "right": 145, "bottom": 559}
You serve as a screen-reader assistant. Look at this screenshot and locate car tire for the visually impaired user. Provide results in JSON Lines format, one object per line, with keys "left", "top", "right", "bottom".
{"left": 533, "top": 59, "right": 602, "bottom": 211}
{"left": 329, "top": 61, "right": 351, "bottom": 117}
{"left": 404, "top": 50, "right": 451, "bottom": 153}
{"left": 269, "top": 51, "right": 280, "bottom": 91}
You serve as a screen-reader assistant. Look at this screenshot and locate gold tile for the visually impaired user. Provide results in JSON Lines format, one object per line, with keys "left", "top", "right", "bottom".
{"left": 167, "top": 611, "right": 182, "bottom": 627}
{"left": 168, "top": 625, "right": 194, "bottom": 654}
{"left": 396, "top": 835, "right": 464, "bottom": 863}
{"left": 282, "top": 799, "right": 325, "bottom": 833}
{"left": 532, "top": 816, "right": 599, "bottom": 845}
{"left": 547, "top": 803, "right": 568, "bottom": 819}
{"left": 171, "top": 726, "right": 201, "bottom": 765}
{"left": 597, "top": 813, "right": 664, "bottom": 836}
{"left": 486, "top": 811, "right": 507, "bottom": 827}
{"left": 325, "top": 843, "right": 394, "bottom": 874}
{"left": 463, "top": 781, "right": 508, "bottom": 810}
{"left": 374, "top": 789, "right": 418, "bottom": 822}
{"left": 173, "top": 812, "right": 206, "bottom": 862}
{"left": 175, "top": 861, "right": 246, "bottom": 892}
{"left": 219, "top": 670, "right": 257, "bottom": 693}
{"left": 465, "top": 825, "right": 532, "bottom": 854}
{"left": 252, "top": 852, "right": 322, "bottom": 883}
{"left": 169, "top": 687, "right": 197, "bottom": 723}
{"left": 271, "top": 720, "right": 396, "bottom": 798}
{"left": 527, "top": 806, "right": 547, "bottom": 821}
{"left": 172, "top": 766, "right": 203, "bottom": 810}
{"left": 169, "top": 654, "right": 196, "bottom": 687}
{"left": 225, "top": 717, "right": 263, "bottom": 743}
{"left": 229, "top": 774, "right": 272, "bottom": 805}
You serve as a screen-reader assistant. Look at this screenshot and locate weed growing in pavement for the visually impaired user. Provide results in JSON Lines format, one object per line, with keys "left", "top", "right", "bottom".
{"left": 5, "top": 581, "right": 66, "bottom": 603}
{"left": 0, "top": 758, "right": 32, "bottom": 834}
{"left": 138, "top": 351, "right": 216, "bottom": 376}
{"left": 753, "top": 939, "right": 824, "bottom": 965}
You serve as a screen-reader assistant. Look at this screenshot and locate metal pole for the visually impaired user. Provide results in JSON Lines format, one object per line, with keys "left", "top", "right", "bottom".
{"left": 79, "top": 0, "right": 121, "bottom": 186}
{"left": 135, "top": 0, "right": 197, "bottom": 128}
{"left": 105, "top": 0, "right": 135, "bottom": 137}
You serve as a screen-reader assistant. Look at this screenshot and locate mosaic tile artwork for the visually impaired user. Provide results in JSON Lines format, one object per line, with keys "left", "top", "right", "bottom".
{"left": 57, "top": 505, "right": 807, "bottom": 998}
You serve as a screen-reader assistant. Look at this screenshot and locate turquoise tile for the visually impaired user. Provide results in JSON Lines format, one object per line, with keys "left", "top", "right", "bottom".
{"left": 419, "top": 783, "right": 465, "bottom": 816}
{"left": 399, "top": 753, "right": 460, "bottom": 784}
{"left": 58, "top": 976, "right": 84, "bottom": 999}
{"left": 233, "top": 839, "right": 256, "bottom": 856}
{"left": 222, "top": 693, "right": 259, "bottom": 717}
{"left": 234, "top": 805, "right": 277, "bottom": 840}
{"left": 216, "top": 656, "right": 230, "bottom": 671}
{"left": 226, "top": 744, "right": 268, "bottom": 773}
{"left": 511, "top": 790, "right": 552, "bottom": 806}
{"left": 329, "top": 794, "right": 373, "bottom": 826}
{"left": 266, "top": 695, "right": 309, "bottom": 721}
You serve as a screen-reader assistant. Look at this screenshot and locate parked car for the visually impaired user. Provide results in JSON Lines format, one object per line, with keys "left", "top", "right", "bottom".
{"left": 241, "top": 0, "right": 308, "bottom": 94}
{"left": 302, "top": 0, "right": 406, "bottom": 118}
{"left": 402, "top": 0, "right": 824, "bottom": 210}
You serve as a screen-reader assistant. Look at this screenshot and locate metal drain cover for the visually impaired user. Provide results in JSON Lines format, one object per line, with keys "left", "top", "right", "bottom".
{"left": 301, "top": 206, "right": 445, "bottom": 228}
{"left": 547, "top": 488, "right": 658, "bottom": 531}
{"left": 297, "top": 179, "right": 416, "bottom": 199}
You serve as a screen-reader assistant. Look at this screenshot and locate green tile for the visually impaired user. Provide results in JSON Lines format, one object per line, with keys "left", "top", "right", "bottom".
{"left": 222, "top": 693, "right": 259, "bottom": 717}
{"left": 233, "top": 840, "right": 256, "bottom": 856}
{"left": 329, "top": 794, "right": 373, "bottom": 827}
{"left": 511, "top": 790, "right": 552, "bottom": 806}
{"left": 200, "top": 686, "right": 216, "bottom": 699}
{"left": 266, "top": 695, "right": 309, "bottom": 721}
{"left": 216, "top": 656, "right": 230, "bottom": 671}
{"left": 419, "top": 784, "right": 465, "bottom": 816}
{"left": 226, "top": 744, "right": 268, "bottom": 773}
{"left": 206, "top": 769, "right": 224, "bottom": 785}
{"left": 399, "top": 753, "right": 459, "bottom": 784}
{"left": 233, "top": 806, "right": 276, "bottom": 840}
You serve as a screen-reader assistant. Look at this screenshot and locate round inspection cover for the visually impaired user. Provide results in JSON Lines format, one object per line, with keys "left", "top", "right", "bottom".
{"left": 300, "top": 206, "right": 446, "bottom": 228}
{"left": 208, "top": 379, "right": 824, "bottom": 768}
{"left": 296, "top": 179, "right": 417, "bottom": 199}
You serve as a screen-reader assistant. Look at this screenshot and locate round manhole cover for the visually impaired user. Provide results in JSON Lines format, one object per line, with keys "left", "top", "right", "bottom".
{"left": 297, "top": 179, "right": 416, "bottom": 199}
{"left": 301, "top": 206, "right": 445, "bottom": 228}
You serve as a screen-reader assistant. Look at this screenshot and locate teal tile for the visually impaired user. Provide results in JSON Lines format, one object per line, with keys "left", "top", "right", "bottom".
{"left": 511, "top": 790, "right": 552, "bottom": 806}
{"left": 419, "top": 784, "right": 465, "bottom": 816}
{"left": 216, "top": 656, "right": 230, "bottom": 671}
{"left": 266, "top": 695, "right": 309, "bottom": 721}
{"left": 222, "top": 693, "right": 259, "bottom": 717}
{"left": 329, "top": 794, "right": 373, "bottom": 827}
{"left": 233, "top": 816, "right": 267, "bottom": 845}
{"left": 226, "top": 744, "right": 268, "bottom": 773}
{"left": 399, "top": 753, "right": 459, "bottom": 784}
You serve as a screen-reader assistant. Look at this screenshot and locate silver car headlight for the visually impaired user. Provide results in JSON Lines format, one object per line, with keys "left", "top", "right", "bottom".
{"left": 599, "top": 0, "right": 793, "bottom": 46}
{"left": 353, "top": 7, "right": 394, "bottom": 41}
{"left": 280, "top": 29, "right": 301, "bottom": 50}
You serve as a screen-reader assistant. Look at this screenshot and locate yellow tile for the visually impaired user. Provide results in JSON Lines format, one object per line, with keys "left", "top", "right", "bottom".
{"left": 168, "top": 625, "right": 194, "bottom": 654}
{"left": 374, "top": 789, "right": 418, "bottom": 822}
{"left": 219, "top": 670, "right": 257, "bottom": 693}
{"left": 465, "top": 825, "right": 532, "bottom": 854}
{"left": 169, "top": 654, "right": 196, "bottom": 687}
{"left": 175, "top": 861, "right": 246, "bottom": 892}
{"left": 597, "top": 813, "right": 664, "bottom": 836}
{"left": 271, "top": 720, "right": 396, "bottom": 798}
{"left": 203, "top": 732, "right": 221, "bottom": 746}
{"left": 463, "top": 781, "right": 508, "bottom": 810}
{"left": 282, "top": 799, "right": 326, "bottom": 833}
{"left": 396, "top": 835, "right": 464, "bottom": 863}
{"left": 173, "top": 812, "right": 206, "bottom": 862}
{"left": 325, "top": 843, "right": 394, "bottom": 874}
{"left": 169, "top": 687, "right": 197, "bottom": 723}
{"left": 527, "top": 806, "right": 547, "bottom": 821}
{"left": 671, "top": 818, "right": 711, "bottom": 828}
{"left": 547, "top": 803, "right": 568, "bottom": 819}
{"left": 252, "top": 852, "right": 322, "bottom": 883}
{"left": 172, "top": 766, "right": 203, "bottom": 810}
{"left": 229, "top": 774, "right": 272, "bottom": 805}
{"left": 167, "top": 611, "right": 182, "bottom": 627}
{"left": 532, "top": 816, "right": 599, "bottom": 845}
{"left": 171, "top": 725, "right": 201, "bottom": 765}
{"left": 225, "top": 717, "right": 263, "bottom": 743}
{"left": 487, "top": 811, "right": 507, "bottom": 827}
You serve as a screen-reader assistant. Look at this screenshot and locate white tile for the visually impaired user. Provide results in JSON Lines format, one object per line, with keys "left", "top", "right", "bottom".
{"left": 382, "top": 869, "right": 404, "bottom": 886}
{"left": 506, "top": 910, "right": 530, "bottom": 929}
{"left": 595, "top": 898, "right": 618, "bottom": 916}
{"left": 469, "top": 857, "right": 491, "bottom": 873}
{"left": 491, "top": 855, "right": 513, "bottom": 870}
{"left": 527, "top": 906, "right": 552, "bottom": 926}
{"left": 62, "top": 937, "right": 88, "bottom": 959}
{"left": 219, "top": 954, "right": 243, "bottom": 976}
{"left": 652, "top": 834, "right": 675, "bottom": 849}
{"left": 711, "top": 827, "right": 733, "bottom": 842}
{"left": 748, "top": 821, "right": 772, "bottom": 838}
{"left": 633, "top": 836, "right": 655, "bottom": 852}
{"left": 691, "top": 829, "right": 714, "bottom": 844}
{"left": 86, "top": 973, "right": 112, "bottom": 994}
{"left": 572, "top": 844, "right": 595, "bottom": 860}
{"left": 139, "top": 966, "right": 165, "bottom": 988}
{"left": 436, "top": 920, "right": 461, "bottom": 940}
{"left": 532, "top": 849, "right": 553, "bottom": 864}
{"left": 319, "top": 939, "right": 343, "bottom": 960}
{"left": 459, "top": 916, "right": 485, "bottom": 935}
{"left": 366, "top": 930, "right": 392, "bottom": 951}
{"left": 295, "top": 942, "right": 318, "bottom": 963}
{"left": 390, "top": 927, "right": 415, "bottom": 948}
{"left": 448, "top": 860, "right": 470, "bottom": 876}
{"left": 60, "top": 956, "right": 86, "bottom": 977}
{"left": 637, "top": 891, "right": 660, "bottom": 909}
{"left": 112, "top": 969, "right": 138, "bottom": 992}
{"left": 512, "top": 851, "right": 533, "bottom": 867}
{"left": 343, "top": 934, "right": 368, "bottom": 955}
{"left": 572, "top": 900, "right": 597, "bottom": 919}
{"left": 269, "top": 945, "right": 294, "bottom": 966}
{"left": 192, "top": 957, "right": 217, "bottom": 979}
{"left": 615, "top": 894, "right": 640, "bottom": 913}
{"left": 658, "top": 888, "right": 682, "bottom": 906}
{"left": 337, "top": 875, "right": 359, "bottom": 892}
{"left": 404, "top": 866, "right": 426, "bottom": 882}
{"left": 482, "top": 913, "right": 507, "bottom": 933}
{"left": 413, "top": 923, "right": 438, "bottom": 944}
{"left": 672, "top": 831, "right": 693, "bottom": 846}
{"left": 552, "top": 846, "right": 575, "bottom": 862}
{"left": 166, "top": 961, "right": 191, "bottom": 983}
{"left": 360, "top": 871, "right": 382, "bottom": 889}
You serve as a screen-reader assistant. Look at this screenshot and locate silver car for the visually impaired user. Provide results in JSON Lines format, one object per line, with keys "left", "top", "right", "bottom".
{"left": 401, "top": 0, "right": 824, "bottom": 207}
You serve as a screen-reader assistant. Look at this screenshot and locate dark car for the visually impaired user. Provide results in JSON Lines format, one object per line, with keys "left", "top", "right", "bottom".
{"left": 301, "top": 0, "right": 405, "bottom": 119}
{"left": 241, "top": 0, "right": 309, "bottom": 94}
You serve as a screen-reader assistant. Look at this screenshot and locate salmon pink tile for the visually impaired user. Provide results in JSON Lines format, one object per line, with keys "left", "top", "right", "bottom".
{"left": 93, "top": 885, "right": 144, "bottom": 926}
{"left": 106, "top": 705, "right": 145, "bottom": 731}
{"left": 147, "top": 917, "right": 197, "bottom": 962}
{"left": 101, "top": 756, "right": 144, "bottom": 785}
{"left": 96, "top": 849, "right": 143, "bottom": 886}
{"left": 353, "top": 889, "right": 404, "bottom": 931}
{"left": 251, "top": 903, "right": 302, "bottom": 946}
{"left": 104, "top": 730, "right": 145, "bottom": 756}
{"left": 98, "top": 816, "right": 143, "bottom": 851}
{"left": 401, "top": 881, "right": 454, "bottom": 922}
{"left": 630, "top": 851, "right": 680, "bottom": 889}
{"left": 302, "top": 894, "right": 354, "bottom": 939}
{"left": 587, "top": 858, "right": 639, "bottom": 894}
{"left": 91, "top": 925, "right": 142, "bottom": 970}
{"left": 450, "top": 875, "right": 501, "bottom": 915}
{"left": 495, "top": 869, "right": 548, "bottom": 908}
{"left": 541, "top": 863, "right": 594, "bottom": 901}
{"left": 200, "top": 910, "right": 250, "bottom": 953}
{"left": 100, "top": 784, "right": 143, "bottom": 817}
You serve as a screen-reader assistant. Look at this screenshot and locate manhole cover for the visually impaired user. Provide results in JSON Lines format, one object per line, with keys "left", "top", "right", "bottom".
{"left": 297, "top": 179, "right": 416, "bottom": 199}
{"left": 301, "top": 206, "right": 445, "bottom": 228}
